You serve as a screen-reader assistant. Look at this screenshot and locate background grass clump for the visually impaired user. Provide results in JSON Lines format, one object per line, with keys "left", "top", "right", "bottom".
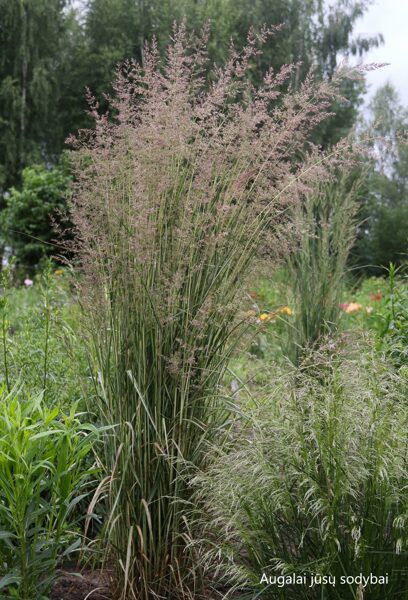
{"left": 284, "top": 175, "right": 361, "bottom": 365}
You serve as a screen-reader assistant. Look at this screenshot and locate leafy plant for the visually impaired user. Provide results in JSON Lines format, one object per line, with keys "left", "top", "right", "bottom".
{"left": 0, "top": 386, "right": 99, "bottom": 599}
{"left": 337, "top": 275, "right": 389, "bottom": 336}
{"left": 378, "top": 263, "right": 408, "bottom": 366}
{"left": 0, "top": 263, "right": 14, "bottom": 393}
{"left": 197, "top": 339, "right": 408, "bottom": 599}
{"left": 69, "top": 24, "right": 350, "bottom": 600}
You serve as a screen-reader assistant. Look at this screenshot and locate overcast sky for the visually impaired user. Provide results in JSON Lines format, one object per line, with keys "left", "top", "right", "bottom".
{"left": 353, "top": 0, "right": 408, "bottom": 107}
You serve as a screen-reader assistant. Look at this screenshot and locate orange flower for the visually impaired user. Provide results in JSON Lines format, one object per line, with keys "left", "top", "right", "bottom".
{"left": 370, "top": 292, "right": 382, "bottom": 302}
{"left": 343, "top": 302, "right": 362, "bottom": 313}
{"left": 279, "top": 306, "right": 293, "bottom": 316}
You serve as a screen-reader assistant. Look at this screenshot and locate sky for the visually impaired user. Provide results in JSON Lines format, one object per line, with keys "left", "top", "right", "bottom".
{"left": 353, "top": 0, "right": 408, "bottom": 107}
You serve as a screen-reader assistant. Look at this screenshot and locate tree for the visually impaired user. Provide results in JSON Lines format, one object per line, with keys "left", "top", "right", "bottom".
{"left": 352, "top": 84, "right": 408, "bottom": 272}
{"left": 73, "top": 0, "right": 381, "bottom": 147}
{"left": 0, "top": 0, "right": 68, "bottom": 190}
{"left": 0, "top": 0, "right": 383, "bottom": 193}
{"left": 186, "top": 0, "right": 381, "bottom": 145}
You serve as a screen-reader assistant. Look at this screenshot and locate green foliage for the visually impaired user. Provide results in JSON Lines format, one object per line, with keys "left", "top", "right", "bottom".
{"left": 239, "top": 271, "right": 293, "bottom": 361}
{"left": 376, "top": 264, "right": 408, "bottom": 366}
{"left": 0, "top": 0, "right": 381, "bottom": 194}
{"left": 1, "top": 162, "right": 72, "bottom": 273}
{"left": 0, "top": 263, "right": 88, "bottom": 410}
{"left": 0, "top": 386, "right": 99, "bottom": 599}
{"left": 76, "top": 0, "right": 379, "bottom": 147}
{"left": 36, "top": 0, "right": 383, "bottom": 166}
{"left": 198, "top": 341, "right": 408, "bottom": 600}
{"left": 338, "top": 268, "right": 408, "bottom": 368}
{"left": 0, "top": 263, "right": 13, "bottom": 393}
{"left": 338, "top": 275, "right": 389, "bottom": 337}
{"left": 197, "top": 0, "right": 378, "bottom": 146}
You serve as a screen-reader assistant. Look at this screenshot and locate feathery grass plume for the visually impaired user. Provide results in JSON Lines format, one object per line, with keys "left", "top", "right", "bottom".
{"left": 284, "top": 174, "right": 362, "bottom": 366}
{"left": 69, "top": 23, "right": 355, "bottom": 599}
{"left": 195, "top": 336, "right": 408, "bottom": 600}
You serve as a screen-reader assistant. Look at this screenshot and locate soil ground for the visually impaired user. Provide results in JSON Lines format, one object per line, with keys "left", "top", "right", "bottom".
{"left": 50, "top": 570, "right": 234, "bottom": 599}
{"left": 51, "top": 570, "right": 112, "bottom": 600}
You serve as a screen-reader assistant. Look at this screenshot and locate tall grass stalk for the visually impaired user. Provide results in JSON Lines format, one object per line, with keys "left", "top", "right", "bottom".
{"left": 284, "top": 175, "right": 361, "bottom": 365}
{"left": 0, "top": 261, "right": 78, "bottom": 405}
{"left": 0, "top": 264, "right": 13, "bottom": 392}
{"left": 70, "top": 25, "right": 354, "bottom": 599}
{"left": 40, "top": 262, "right": 52, "bottom": 402}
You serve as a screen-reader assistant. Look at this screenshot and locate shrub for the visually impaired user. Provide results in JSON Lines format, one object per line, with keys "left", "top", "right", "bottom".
{"left": 1, "top": 160, "right": 72, "bottom": 274}
{"left": 69, "top": 24, "right": 353, "bottom": 599}
{"left": 196, "top": 339, "right": 408, "bottom": 599}
{"left": 0, "top": 386, "right": 99, "bottom": 599}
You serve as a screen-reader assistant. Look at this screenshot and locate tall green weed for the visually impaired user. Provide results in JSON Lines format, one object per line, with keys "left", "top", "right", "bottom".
{"left": 0, "top": 264, "right": 88, "bottom": 409}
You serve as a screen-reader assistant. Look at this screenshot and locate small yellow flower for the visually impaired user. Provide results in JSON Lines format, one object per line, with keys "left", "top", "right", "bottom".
{"left": 279, "top": 306, "right": 293, "bottom": 316}
{"left": 259, "top": 312, "right": 270, "bottom": 321}
{"left": 54, "top": 269, "right": 64, "bottom": 276}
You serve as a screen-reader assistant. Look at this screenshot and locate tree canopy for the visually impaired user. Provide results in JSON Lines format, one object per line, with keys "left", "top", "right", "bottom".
{"left": 353, "top": 84, "right": 408, "bottom": 273}
{"left": 0, "top": 0, "right": 382, "bottom": 191}
{"left": 0, "top": 0, "right": 68, "bottom": 189}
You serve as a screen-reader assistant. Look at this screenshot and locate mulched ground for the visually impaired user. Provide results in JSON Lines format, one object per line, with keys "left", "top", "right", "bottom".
{"left": 51, "top": 570, "right": 112, "bottom": 600}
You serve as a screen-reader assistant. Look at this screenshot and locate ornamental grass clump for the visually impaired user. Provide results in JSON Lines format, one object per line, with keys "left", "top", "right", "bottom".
{"left": 196, "top": 338, "right": 408, "bottom": 600}
{"left": 69, "top": 24, "right": 352, "bottom": 599}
